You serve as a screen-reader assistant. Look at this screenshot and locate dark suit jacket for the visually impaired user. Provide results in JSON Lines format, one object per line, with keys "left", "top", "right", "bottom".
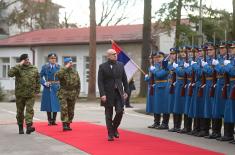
{"left": 98, "top": 60, "right": 129, "bottom": 106}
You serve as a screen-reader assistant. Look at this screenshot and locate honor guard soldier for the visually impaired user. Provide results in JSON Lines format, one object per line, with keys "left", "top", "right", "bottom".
{"left": 179, "top": 46, "right": 193, "bottom": 134}
{"left": 167, "top": 48, "right": 177, "bottom": 118}
{"left": 57, "top": 57, "right": 81, "bottom": 131}
{"left": 218, "top": 42, "right": 235, "bottom": 142}
{"left": 40, "top": 53, "right": 61, "bottom": 126}
{"left": 150, "top": 51, "right": 170, "bottom": 129}
{"left": 205, "top": 42, "right": 227, "bottom": 139}
{"left": 8, "top": 54, "right": 40, "bottom": 134}
{"left": 169, "top": 47, "right": 187, "bottom": 132}
{"left": 188, "top": 47, "right": 204, "bottom": 136}
{"left": 145, "top": 52, "right": 158, "bottom": 128}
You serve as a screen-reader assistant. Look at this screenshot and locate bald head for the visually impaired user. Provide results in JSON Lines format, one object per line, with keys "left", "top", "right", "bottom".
{"left": 106, "top": 49, "right": 117, "bottom": 61}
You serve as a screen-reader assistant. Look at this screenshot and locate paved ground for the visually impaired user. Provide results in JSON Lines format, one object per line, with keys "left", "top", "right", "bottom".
{"left": 0, "top": 101, "right": 235, "bottom": 155}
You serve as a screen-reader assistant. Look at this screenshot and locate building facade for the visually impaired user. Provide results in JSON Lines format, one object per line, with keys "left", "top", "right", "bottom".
{"left": 0, "top": 24, "right": 175, "bottom": 97}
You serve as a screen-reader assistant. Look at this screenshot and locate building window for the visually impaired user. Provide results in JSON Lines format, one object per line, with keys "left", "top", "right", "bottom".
{"left": 62, "top": 56, "right": 77, "bottom": 70}
{"left": 84, "top": 56, "right": 89, "bottom": 82}
{"left": 0, "top": 57, "right": 10, "bottom": 78}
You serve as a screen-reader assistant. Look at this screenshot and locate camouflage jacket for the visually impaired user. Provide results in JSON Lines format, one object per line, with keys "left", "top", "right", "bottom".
{"left": 8, "top": 64, "right": 40, "bottom": 97}
{"left": 56, "top": 67, "right": 81, "bottom": 98}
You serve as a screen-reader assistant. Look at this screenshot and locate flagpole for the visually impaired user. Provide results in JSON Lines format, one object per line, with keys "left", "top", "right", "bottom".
{"left": 111, "top": 40, "right": 147, "bottom": 75}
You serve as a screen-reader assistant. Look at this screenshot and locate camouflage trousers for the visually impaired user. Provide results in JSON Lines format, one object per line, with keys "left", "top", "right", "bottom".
{"left": 15, "top": 97, "right": 35, "bottom": 125}
{"left": 59, "top": 95, "right": 76, "bottom": 123}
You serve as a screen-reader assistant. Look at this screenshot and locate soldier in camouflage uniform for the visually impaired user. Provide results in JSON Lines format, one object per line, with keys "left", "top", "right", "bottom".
{"left": 56, "top": 57, "right": 80, "bottom": 131}
{"left": 8, "top": 54, "right": 40, "bottom": 134}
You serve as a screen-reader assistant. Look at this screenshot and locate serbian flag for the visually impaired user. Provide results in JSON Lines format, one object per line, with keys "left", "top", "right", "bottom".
{"left": 112, "top": 41, "right": 139, "bottom": 82}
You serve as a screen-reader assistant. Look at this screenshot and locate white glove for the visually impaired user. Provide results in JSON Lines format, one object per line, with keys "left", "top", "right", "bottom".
{"left": 44, "top": 82, "right": 50, "bottom": 87}
{"left": 184, "top": 62, "right": 189, "bottom": 68}
{"left": 224, "top": 60, "right": 231, "bottom": 66}
{"left": 173, "top": 62, "right": 178, "bottom": 68}
{"left": 191, "top": 61, "right": 197, "bottom": 65}
{"left": 145, "top": 74, "right": 149, "bottom": 78}
{"left": 150, "top": 66, "right": 156, "bottom": 71}
{"left": 201, "top": 61, "right": 208, "bottom": 67}
{"left": 212, "top": 59, "right": 219, "bottom": 66}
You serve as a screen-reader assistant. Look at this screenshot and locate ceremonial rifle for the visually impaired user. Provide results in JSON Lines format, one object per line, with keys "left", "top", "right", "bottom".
{"left": 209, "top": 45, "right": 218, "bottom": 97}
{"left": 198, "top": 47, "right": 206, "bottom": 97}
{"left": 169, "top": 52, "right": 177, "bottom": 94}
{"left": 222, "top": 44, "right": 230, "bottom": 99}
{"left": 180, "top": 48, "right": 188, "bottom": 96}
{"left": 188, "top": 48, "right": 196, "bottom": 96}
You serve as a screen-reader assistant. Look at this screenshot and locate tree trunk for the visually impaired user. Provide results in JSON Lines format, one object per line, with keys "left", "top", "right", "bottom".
{"left": 139, "top": 0, "right": 151, "bottom": 97}
{"left": 175, "top": 0, "right": 182, "bottom": 47}
{"left": 88, "top": 0, "right": 96, "bottom": 100}
{"left": 233, "top": 0, "right": 235, "bottom": 39}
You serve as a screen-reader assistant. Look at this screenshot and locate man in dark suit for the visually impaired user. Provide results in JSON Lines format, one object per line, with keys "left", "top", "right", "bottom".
{"left": 98, "top": 49, "right": 129, "bottom": 141}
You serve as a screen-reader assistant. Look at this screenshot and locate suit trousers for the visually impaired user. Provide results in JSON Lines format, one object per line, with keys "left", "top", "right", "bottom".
{"left": 105, "top": 90, "right": 124, "bottom": 136}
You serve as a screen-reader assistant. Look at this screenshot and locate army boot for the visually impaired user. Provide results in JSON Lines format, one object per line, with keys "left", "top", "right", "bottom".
{"left": 63, "top": 122, "right": 70, "bottom": 131}
{"left": 67, "top": 123, "right": 72, "bottom": 131}
{"left": 18, "top": 124, "right": 24, "bottom": 134}
{"left": 26, "top": 123, "right": 35, "bottom": 134}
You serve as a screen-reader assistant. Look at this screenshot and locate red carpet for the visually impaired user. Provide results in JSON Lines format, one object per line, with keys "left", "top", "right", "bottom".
{"left": 34, "top": 122, "right": 223, "bottom": 155}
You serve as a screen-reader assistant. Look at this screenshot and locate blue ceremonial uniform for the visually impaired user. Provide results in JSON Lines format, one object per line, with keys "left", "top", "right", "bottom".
{"left": 173, "top": 59, "right": 186, "bottom": 114}
{"left": 151, "top": 63, "right": 169, "bottom": 113}
{"left": 184, "top": 60, "right": 193, "bottom": 115}
{"left": 188, "top": 57, "right": 205, "bottom": 118}
{"left": 202, "top": 57, "right": 214, "bottom": 118}
{"left": 167, "top": 62, "right": 175, "bottom": 113}
{"left": 224, "top": 59, "right": 235, "bottom": 123}
{"left": 213, "top": 55, "right": 226, "bottom": 118}
{"left": 40, "top": 63, "right": 61, "bottom": 112}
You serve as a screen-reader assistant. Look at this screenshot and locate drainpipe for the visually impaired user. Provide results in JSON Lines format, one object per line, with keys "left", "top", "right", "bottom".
{"left": 30, "top": 47, "right": 35, "bottom": 65}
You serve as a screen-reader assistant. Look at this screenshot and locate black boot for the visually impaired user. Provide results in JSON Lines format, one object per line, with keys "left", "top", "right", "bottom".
{"left": 178, "top": 115, "right": 192, "bottom": 134}
{"left": 216, "top": 123, "right": 234, "bottom": 141}
{"left": 63, "top": 122, "right": 70, "bottom": 131}
{"left": 205, "top": 118, "right": 222, "bottom": 139}
{"left": 188, "top": 118, "right": 200, "bottom": 136}
{"left": 18, "top": 124, "right": 24, "bottom": 134}
{"left": 47, "top": 112, "right": 52, "bottom": 126}
{"left": 67, "top": 123, "right": 72, "bottom": 131}
{"left": 169, "top": 114, "right": 181, "bottom": 132}
{"left": 26, "top": 123, "right": 35, "bottom": 134}
{"left": 196, "top": 118, "right": 209, "bottom": 137}
{"left": 148, "top": 114, "right": 160, "bottom": 128}
{"left": 157, "top": 114, "right": 169, "bottom": 129}
{"left": 51, "top": 112, "right": 57, "bottom": 125}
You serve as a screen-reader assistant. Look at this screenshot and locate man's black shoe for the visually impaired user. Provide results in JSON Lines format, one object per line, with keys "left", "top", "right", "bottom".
{"left": 108, "top": 136, "right": 114, "bottom": 141}
{"left": 196, "top": 131, "right": 209, "bottom": 137}
{"left": 216, "top": 136, "right": 234, "bottom": 141}
{"left": 148, "top": 123, "right": 159, "bottom": 129}
{"left": 229, "top": 140, "right": 235, "bottom": 144}
{"left": 204, "top": 133, "right": 221, "bottom": 139}
{"left": 125, "top": 105, "right": 133, "bottom": 108}
{"left": 187, "top": 130, "right": 198, "bottom": 136}
{"left": 177, "top": 128, "right": 190, "bottom": 134}
{"left": 114, "top": 130, "right": 119, "bottom": 138}
{"left": 156, "top": 124, "right": 169, "bottom": 130}
{"left": 168, "top": 128, "right": 180, "bottom": 132}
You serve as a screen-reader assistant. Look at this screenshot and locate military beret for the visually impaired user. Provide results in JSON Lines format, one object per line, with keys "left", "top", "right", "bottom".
{"left": 19, "top": 54, "right": 28, "bottom": 61}
{"left": 64, "top": 57, "right": 72, "bottom": 63}
{"left": 48, "top": 53, "right": 57, "bottom": 58}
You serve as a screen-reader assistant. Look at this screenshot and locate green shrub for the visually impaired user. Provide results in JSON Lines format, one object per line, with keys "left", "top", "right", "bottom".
{"left": 0, "top": 83, "right": 4, "bottom": 101}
